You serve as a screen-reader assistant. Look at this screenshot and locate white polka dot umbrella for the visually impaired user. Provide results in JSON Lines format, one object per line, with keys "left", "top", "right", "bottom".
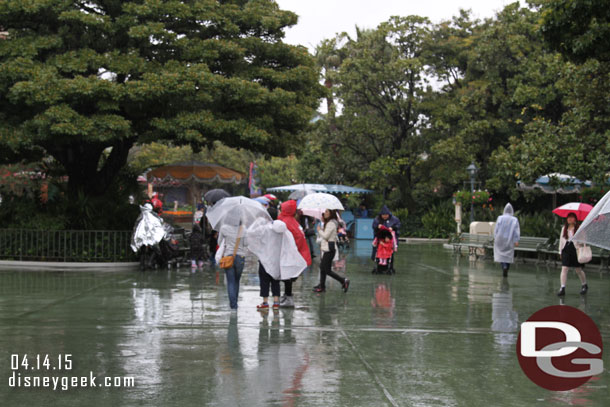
{"left": 297, "top": 193, "right": 344, "bottom": 212}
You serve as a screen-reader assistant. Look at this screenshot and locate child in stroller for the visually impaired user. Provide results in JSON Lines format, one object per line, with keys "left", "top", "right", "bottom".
{"left": 337, "top": 219, "right": 350, "bottom": 249}
{"left": 372, "top": 226, "right": 397, "bottom": 274}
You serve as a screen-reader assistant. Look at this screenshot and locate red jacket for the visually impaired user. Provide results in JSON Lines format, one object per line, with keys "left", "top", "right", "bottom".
{"left": 278, "top": 200, "right": 312, "bottom": 266}
{"left": 376, "top": 239, "right": 393, "bottom": 259}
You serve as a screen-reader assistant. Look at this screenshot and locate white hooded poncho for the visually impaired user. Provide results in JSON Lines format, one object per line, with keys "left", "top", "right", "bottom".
{"left": 246, "top": 218, "right": 307, "bottom": 280}
{"left": 493, "top": 203, "right": 520, "bottom": 263}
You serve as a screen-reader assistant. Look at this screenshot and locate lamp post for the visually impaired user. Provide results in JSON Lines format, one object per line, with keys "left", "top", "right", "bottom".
{"left": 466, "top": 162, "right": 478, "bottom": 224}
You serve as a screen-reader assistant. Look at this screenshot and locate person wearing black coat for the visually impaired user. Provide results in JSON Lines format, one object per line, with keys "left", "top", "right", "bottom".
{"left": 190, "top": 223, "right": 207, "bottom": 270}
{"left": 371, "top": 205, "right": 402, "bottom": 273}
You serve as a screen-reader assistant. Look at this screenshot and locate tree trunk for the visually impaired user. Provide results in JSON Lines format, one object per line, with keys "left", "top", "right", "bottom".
{"left": 48, "top": 139, "right": 134, "bottom": 199}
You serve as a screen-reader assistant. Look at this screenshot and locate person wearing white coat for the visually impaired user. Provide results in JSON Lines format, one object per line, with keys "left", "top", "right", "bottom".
{"left": 494, "top": 203, "right": 520, "bottom": 277}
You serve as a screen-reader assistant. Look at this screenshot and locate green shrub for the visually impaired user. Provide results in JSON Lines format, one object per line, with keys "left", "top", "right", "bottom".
{"left": 421, "top": 201, "right": 456, "bottom": 238}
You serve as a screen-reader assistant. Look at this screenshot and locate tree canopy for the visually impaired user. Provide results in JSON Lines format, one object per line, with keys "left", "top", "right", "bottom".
{"left": 0, "top": 0, "right": 323, "bottom": 198}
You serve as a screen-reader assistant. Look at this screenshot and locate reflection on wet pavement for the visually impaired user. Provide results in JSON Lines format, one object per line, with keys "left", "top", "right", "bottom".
{"left": 1, "top": 243, "right": 609, "bottom": 406}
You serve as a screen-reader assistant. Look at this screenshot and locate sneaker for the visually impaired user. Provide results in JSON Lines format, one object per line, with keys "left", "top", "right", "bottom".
{"left": 580, "top": 284, "right": 588, "bottom": 295}
{"left": 312, "top": 286, "right": 326, "bottom": 293}
{"left": 272, "top": 302, "right": 280, "bottom": 309}
{"left": 343, "top": 279, "right": 350, "bottom": 293}
{"left": 280, "top": 295, "right": 295, "bottom": 308}
{"left": 257, "top": 303, "right": 269, "bottom": 310}
{"left": 557, "top": 287, "right": 566, "bottom": 297}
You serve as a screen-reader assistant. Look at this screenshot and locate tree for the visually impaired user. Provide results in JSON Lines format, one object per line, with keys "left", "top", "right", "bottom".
{"left": 491, "top": 1, "right": 610, "bottom": 189}
{"left": 0, "top": 0, "right": 323, "bottom": 201}
{"left": 320, "top": 16, "right": 432, "bottom": 211}
{"left": 534, "top": 0, "right": 610, "bottom": 63}
{"left": 423, "top": 5, "right": 567, "bottom": 197}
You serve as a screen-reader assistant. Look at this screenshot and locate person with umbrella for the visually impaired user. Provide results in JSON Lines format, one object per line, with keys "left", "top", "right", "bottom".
{"left": 313, "top": 209, "right": 350, "bottom": 293}
{"left": 207, "top": 197, "right": 271, "bottom": 310}
{"left": 557, "top": 212, "right": 588, "bottom": 296}
{"left": 297, "top": 193, "right": 349, "bottom": 293}
{"left": 493, "top": 203, "right": 520, "bottom": 277}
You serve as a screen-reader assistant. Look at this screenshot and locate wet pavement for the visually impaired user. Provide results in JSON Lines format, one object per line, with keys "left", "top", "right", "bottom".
{"left": 1, "top": 241, "right": 609, "bottom": 406}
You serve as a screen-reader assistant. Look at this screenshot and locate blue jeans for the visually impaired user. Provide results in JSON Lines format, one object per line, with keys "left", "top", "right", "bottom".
{"left": 225, "top": 255, "right": 245, "bottom": 309}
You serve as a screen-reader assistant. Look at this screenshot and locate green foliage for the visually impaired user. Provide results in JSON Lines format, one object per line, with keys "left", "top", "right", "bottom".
{"left": 0, "top": 0, "right": 323, "bottom": 201}
{"left": 517, "top": 211, "right": 561, "bottom": 244}
{"left": 420, "top": 201, "right": 456, "bottom": 238}
{"left": 534, "top": 0, "right": 610, "bottom": 63}
{"left": 580, "top": 186, "right": 608, "bottom": 205}
{"left": 453, "top": 190, "right": 491, "bottom": 205}
{"left": 392, "top": 208, "right": 409, "bottom": 229}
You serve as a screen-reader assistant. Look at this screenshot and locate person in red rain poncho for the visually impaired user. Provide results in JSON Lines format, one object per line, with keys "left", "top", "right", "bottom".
{"left": 278, "top": 200, "right": 312, "bottom": 307}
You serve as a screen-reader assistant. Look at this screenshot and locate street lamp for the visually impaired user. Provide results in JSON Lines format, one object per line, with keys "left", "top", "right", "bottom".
{"left": 466, "top": 162, "right": 478, "bottom": 224}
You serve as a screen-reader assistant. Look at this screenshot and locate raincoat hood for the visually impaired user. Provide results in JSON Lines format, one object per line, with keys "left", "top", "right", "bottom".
{"left": 503, "top": 203, "right": 514, "bottom": 216}
{"left": 280, "top": 200, "right": 297, "bottom": 217}
{"left": 379, "top": 205, "right": 392, "bottom": 216}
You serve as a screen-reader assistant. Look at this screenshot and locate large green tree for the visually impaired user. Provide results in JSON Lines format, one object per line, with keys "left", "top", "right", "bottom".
{"left": 0, "top": 0, "right": 322, "bottom": 199}
{"left": 491, "top": 1, "right": 610, "bottom": 189}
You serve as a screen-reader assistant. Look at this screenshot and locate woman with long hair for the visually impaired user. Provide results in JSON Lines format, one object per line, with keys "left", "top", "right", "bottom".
{"left": 557, "top": 212, "right": 588, "bottom": 296}
{"left": 313, "top": 209, "right": 349, "bottom": 293}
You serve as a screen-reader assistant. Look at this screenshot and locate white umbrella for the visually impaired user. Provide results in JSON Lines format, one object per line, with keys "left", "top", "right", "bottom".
{"left": 572, "top": 191, "right": 610, "bottom": 250}
{"left": 297, "top": 193, "right": 344, "bottom": 211}
{"left": 206, "top": 196, "right": 271, "bottom": 230}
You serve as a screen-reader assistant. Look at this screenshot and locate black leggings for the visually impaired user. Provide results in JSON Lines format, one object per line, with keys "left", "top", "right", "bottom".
{"left": 319, "top": 249, "right": 345, "bottom": 288}
{"left": 259, "top": 263, "right": 280, "bottom": 298}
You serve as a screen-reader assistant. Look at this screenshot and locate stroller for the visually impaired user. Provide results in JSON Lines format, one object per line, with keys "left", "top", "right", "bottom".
{"left": 372, "top": 226, "right": 397, "bottom": 274}
{"left": 336, "top": 219, "right": 350, "bottom": 250}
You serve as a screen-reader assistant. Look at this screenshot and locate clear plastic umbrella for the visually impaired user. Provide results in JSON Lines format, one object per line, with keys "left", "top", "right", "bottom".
{"left": 206, "top": 196, "right": 271, "bottom": 230}
{"left": 572, "top": 191, "right": 610, "bottom": 250}
{"left": 288, "top": 189, "right": 314, "bottom": 200}
{"left": 297, "top": 192, "right": 344, "bottom": 211}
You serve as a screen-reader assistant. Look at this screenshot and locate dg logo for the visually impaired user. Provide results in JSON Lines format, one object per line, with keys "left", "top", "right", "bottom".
{"left": 517, "top": 305, "right": 604, "bottom": 391}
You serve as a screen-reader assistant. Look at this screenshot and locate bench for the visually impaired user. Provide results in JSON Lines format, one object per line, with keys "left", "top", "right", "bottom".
{"left": 514, "top": 236, "right": 549, "bottom": 263}
{"left": 540, "top": 242, "right": 610, "bottom": 270}
{"left": 452, "top": 233, "right": 493, "bottom": 259}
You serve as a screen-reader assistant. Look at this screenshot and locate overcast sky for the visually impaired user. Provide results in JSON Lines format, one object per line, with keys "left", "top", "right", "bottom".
{"left": 275, "top": 0, "right": 526, "bottom": 51}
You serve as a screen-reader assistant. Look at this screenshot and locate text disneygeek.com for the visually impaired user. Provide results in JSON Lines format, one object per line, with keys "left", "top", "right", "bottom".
{"left": 8, "top": 354, "right": 135, "bottom": 391}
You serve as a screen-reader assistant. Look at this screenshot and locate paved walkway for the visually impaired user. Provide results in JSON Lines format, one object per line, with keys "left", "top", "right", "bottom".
{"left": 1, "top": 241, "right": 609, "bottom": 406}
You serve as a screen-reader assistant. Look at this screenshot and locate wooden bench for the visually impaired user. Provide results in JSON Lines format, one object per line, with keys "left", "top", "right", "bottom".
{"left": 514, "top": 236, "right": 549, "bottom": 263}
{"left": 452, "top": 233, "right": 493, "bottom": 259}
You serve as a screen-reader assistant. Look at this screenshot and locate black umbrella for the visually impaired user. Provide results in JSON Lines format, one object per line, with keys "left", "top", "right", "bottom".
{"left": 204, "top": 189, "right": 230, "bottom": 205}
{"left": 288, "top": 189, "right": 314, "bottom": 200}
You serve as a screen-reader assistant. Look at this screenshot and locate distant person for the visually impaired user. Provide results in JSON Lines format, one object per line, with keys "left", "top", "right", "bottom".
{"left": 217, "top": 217, "right": 246, "bottom": 310}
{"left": 493, "top": 203, "right": 520, "bottom": 277}
{"left": 298, "top": 210, "right": 316, "bottom": 259}
{"left": 313, "top": 209, "right": 349, "bottom": 293}
{"left": 257, "top": 207, "right": 281, "bottom": 310}
{"left": 557, "top": 213, "right": 588, "bottom": 296}
{"left": 355, "top": 204, "right": 369, "bottom": 218}
{"left": 194, "top": 203, "right": 205, "bottom": 224}
{"left": 278, "top": 201, "right": 312, "bottom": 307}
{"left": 190, "top": 223, "right": 206, "bottom": 271}
{"left": 371, "top": 206, "right": 401, "bottom": 273}
{"left": 150, "top": 192, "right": 163, "bottom": 214}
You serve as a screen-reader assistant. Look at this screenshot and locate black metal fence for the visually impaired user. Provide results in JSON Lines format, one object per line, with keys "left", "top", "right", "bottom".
{"left": 0, "top": 229, "right": 136, "bottom": 262}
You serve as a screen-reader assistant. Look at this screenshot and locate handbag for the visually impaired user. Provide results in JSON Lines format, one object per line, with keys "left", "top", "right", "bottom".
{"left": 577, "top": 244, "right": 592, "bottom": 264}
{"left": 219, "top": 225, "right": 243, "bottom": 269}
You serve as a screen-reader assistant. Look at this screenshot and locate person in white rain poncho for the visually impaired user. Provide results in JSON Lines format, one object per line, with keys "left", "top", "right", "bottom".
{"left": 246, "top": 218, "right": 308, "bottom": 283}
{"left": 493, "top": 203, "right": 520, "bottom": 277}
